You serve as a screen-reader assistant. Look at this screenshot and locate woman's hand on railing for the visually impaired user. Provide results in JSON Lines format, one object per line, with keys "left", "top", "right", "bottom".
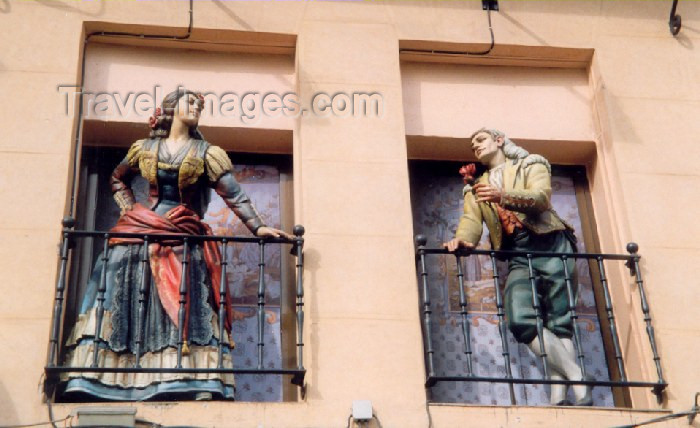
{"left": 443, "top": 238, "right": 475, "bottom": 252}
{"left": 255, "top": 226, "right": 294, "bottom": 241}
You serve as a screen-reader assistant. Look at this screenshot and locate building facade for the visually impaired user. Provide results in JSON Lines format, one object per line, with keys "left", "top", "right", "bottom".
{"left": 1, "top": 1, "right": 699, "bottom": 427}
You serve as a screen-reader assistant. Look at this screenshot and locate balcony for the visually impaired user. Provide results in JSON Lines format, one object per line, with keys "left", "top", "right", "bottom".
{"left": 415, "top": 235, "right": 666, "bottom": 406}
{"left": 43, "top": 218, "right": 307, "bottom": 401}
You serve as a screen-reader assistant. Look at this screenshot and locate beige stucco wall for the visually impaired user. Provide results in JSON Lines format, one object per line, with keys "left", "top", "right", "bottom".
{"left": 1, "top": 1, "right": 698, "bottom": 427}
{"left": 82, "top": 43, "right": 296, "bottom": 131}
{"left": 402, "top": 63, "right": 593, "bottom": 142}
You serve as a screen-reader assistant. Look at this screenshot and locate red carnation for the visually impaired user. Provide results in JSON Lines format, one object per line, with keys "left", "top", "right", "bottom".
{"left": 459, "top": 163, "right": 477, "bottom": 185}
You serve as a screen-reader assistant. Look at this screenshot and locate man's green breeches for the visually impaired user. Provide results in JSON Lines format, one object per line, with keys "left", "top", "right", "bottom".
{"left": 504, "top": 229, "right": 577, "bottom": 344}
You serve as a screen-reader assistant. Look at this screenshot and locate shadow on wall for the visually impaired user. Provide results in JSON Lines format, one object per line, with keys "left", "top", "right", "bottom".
{"left": 31, "top": 0, "right": 105, "bottom": 17}
{"left": 0, "top": 381, "right": 19, "bottom": 425}
{"left": 212, "top": 0, "right": 254, "bottom": 31}
{"left": 303, "top": 247, "right": 323, "bottom": 402}
{"left": 489, "top": 11, "right": 594, "bottom": 107}
{"left": 498, "top": 11, "right": 547, "bottom": 45}
{"left": 0, "top": 0, "right": 10, "bottom": 13}
{"left": 597, "top": 78, "right": 643, "bottom": 147}
{"left": 674, "top": 31, "right": 695, "bottom": 50}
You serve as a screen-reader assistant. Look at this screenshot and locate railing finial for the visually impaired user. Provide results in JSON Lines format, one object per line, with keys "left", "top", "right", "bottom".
{"left": 626, "top": 242, "right": 639, "bottom": 254}
{"left": 294, "top": 224, "right": 305, "bottom": 237}
{"left": 415, "top": 235, "right": 427, "bottom": 247}
{"left": 62, "top": 216, "right": 76, "bottom": 228}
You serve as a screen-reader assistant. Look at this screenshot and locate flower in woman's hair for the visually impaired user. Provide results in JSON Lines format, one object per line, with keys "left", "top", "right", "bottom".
{"left": 196, "top": 93, "right": 205, "bottom": 108}
{"left": 459, "top": 163, "right": 477, "bottom": 185}
{"left": 148, "top": 108, "right": 162, "bottom": 129}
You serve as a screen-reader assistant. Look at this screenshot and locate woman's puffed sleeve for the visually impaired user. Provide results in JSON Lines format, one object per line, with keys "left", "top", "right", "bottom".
{"left": 110, "top": 140, "right": 143, "bottom": 212}
{"left": 125, "top": 139, "right": 144, "bottom": 168}
{"left": 205, "top": 145, "right": 234, "bottom": 183}
{"left": 206, "top": 146, "right": 266, "bottom": 235}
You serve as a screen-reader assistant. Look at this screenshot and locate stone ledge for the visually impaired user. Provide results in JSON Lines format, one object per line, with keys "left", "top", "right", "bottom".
{"left": 428, "top": 403, "right": 675, "bottom": 428}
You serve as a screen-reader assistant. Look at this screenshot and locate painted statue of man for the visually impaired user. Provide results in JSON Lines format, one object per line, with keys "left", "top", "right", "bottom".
{"left": 443, "top": 128, "right": 592, "bottom": 406}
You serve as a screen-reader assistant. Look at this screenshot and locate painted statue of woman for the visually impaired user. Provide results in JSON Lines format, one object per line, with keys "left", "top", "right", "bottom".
{"left": 60, "top": 88, "right": 291, "bottom": 401}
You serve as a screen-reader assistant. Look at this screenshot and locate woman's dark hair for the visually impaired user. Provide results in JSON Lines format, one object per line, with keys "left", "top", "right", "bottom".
{"left": 149, "top": 88, "right": 204, "bottom": 139}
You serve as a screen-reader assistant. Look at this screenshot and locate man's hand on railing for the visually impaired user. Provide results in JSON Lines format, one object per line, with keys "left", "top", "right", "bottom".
{"left": 443, "top": 238, "right": 475, "bottom": 252}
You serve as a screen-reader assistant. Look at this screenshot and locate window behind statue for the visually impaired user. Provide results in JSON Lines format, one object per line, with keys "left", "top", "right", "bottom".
{"left": 64, "top": 147, "right": 293, "bottom": 402}
{"left": 409, "top": 160, "right": 619, "bottom": 406}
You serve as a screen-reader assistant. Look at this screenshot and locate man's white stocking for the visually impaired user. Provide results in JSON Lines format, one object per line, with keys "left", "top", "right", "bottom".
{"left": 548, "top": 368, "right": 567, "bottom": 405}
{"left": 549, "top": 337, "right": 578, "bottom": 404}
{"left": 528, "top": 329, "right": 588, "bottom": 403}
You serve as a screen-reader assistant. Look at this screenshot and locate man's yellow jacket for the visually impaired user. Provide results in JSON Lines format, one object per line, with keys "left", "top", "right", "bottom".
{"left": 455, "top": 156, "right": 573, "bottom": 250}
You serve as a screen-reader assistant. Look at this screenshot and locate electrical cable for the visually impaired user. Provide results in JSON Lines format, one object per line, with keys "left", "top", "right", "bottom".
{"left": 611, "top": 410, "right": 698, "bottom": 428}
{"left": 0, "top": 416, "right": 70, "bottom": 428}
{"left": 134, "top": 418, "right": 162, "bottom": 428}
{"left": 46, "top": 399, "right": 58, "bottom": 428}
{"left": 345, "top": 413, "right": 383, "bottom": 428}
{"left": 425, "top": 400, "right": 434, "bottom": 428}
{"left": 36, "top": 373, "right": 59, "bottom": 428}
{"left": 371, "top": 412, "right": 383, "bottom": 428}
{"left": 135, "top": 420, "right": 207, "bottom": 428}
{"left": 399, "top": 7, "right": 495, "bottom": 57}
{"left": 611, "top": 392, "right": 699, "bottom": 428}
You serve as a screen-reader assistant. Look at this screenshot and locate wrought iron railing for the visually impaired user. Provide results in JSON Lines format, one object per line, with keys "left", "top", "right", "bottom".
{"left": 415, "top": 235, "right": 666, "bottom": 405}
{"left": 44, "top": 217, "right": 306, "bottom": 398}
